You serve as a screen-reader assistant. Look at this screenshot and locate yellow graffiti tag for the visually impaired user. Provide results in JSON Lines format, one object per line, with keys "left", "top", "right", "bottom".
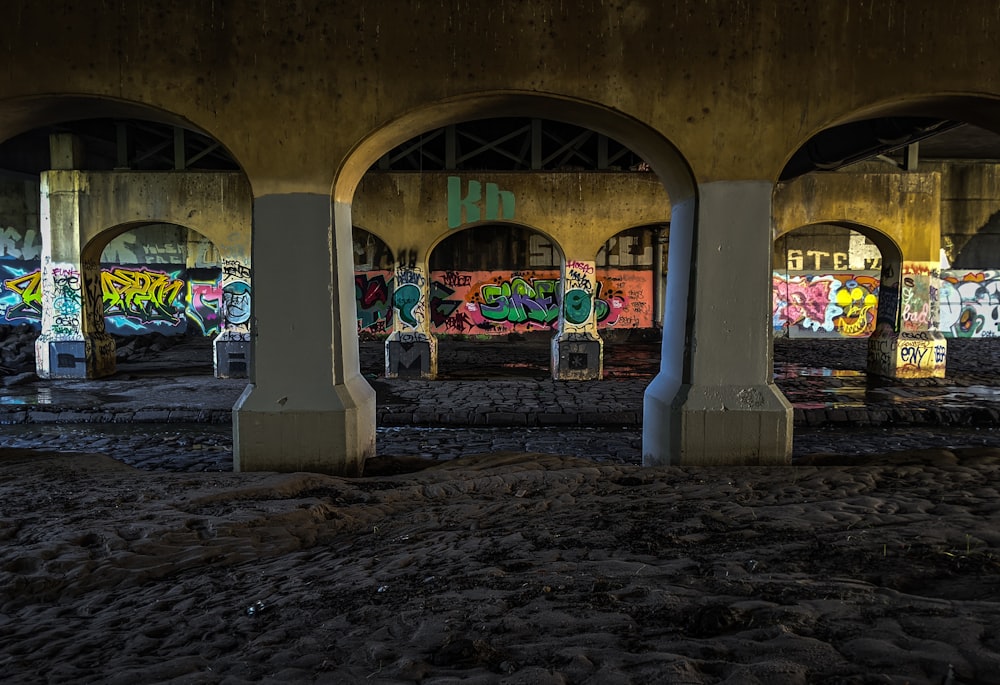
{"left": 3, "top": 271, "right": 42, "bottom": 317}
{"left": 101, "top": 267, "right": 185, "bottom": 323}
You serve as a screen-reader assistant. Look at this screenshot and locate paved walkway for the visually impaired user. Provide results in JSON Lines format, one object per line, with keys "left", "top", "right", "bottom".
{"left": 4, "top": 336, "right": 1000, "bottom": 429}
{"left": 2, "top": 335, "right": 1000, "bottom": 471}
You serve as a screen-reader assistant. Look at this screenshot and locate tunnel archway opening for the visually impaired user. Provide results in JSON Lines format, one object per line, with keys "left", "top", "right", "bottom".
{"left": 86, "top": 222, "right": 227, "bottom": 374}
{"left": 425, "top": 222, "right": 564, "bottom": 380}
{"left": 343, "top": 109, "right": 683, "bottom": 385}
{"left": 0, "top": 98, "right": 253, "bottom": 384}
{"left": 772, "top": 223, "right": 889, "bottom": 341}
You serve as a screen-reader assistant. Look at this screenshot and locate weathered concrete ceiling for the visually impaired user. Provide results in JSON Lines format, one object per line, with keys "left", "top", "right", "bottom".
{"left": 2, "top": 1, "right": 1000, "bottom": 194}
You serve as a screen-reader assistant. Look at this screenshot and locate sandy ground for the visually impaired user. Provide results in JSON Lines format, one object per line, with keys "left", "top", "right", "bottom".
{"left": 3, "top": 448, "right": 1000, "bottom": 683}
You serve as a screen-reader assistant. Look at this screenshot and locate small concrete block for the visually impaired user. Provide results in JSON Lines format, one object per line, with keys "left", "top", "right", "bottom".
{"left": 411, "top": 410, "right": 440, "bottom": 424}
{"left": 167, "top": 410, "right": 201, "bottom": 423}
{"left": 536, "top": 413, "right": 579, "bottom": 426}
{"left": 133, "top": 410, "right": 172, "bottom": 423}
{"left": 439, "top": 412, "right": 473, "bottom": 425}
{"left": 57, "top": 411, "right": 96, "bottom": 423}
{"left": 28, "top": 411, "right": 60, "bottom": 423}
{"left": 825, "top": 409, "right": 848, "bottom": 423}
{"left": 846, "top": 409, "right": 869, "bottom": 424}
{"left": 487, "top": 412, "right": 528, "bottom": 426}
{"left": 804, "top": 410, "right": 826, "bottom": 427}
{"left": 113, "top": 413, "right": 137, "bottom": 423}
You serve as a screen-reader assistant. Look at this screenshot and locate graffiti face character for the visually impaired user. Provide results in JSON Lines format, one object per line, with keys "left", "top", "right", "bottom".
{"left": 223, "top": 282, "right": 251, "bottom": 325}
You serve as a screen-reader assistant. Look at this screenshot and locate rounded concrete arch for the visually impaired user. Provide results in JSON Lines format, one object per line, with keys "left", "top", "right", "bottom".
{"left": 774, "top": 221, "right": 902, "bottom": 339}
{"left": 0, "top": 93, "right": 247, "bottom": 176}
{"left": 775, "top": 221, "right": 903, "bottom": 267}
{"left": 426, "top": 220, "right": 567, "bottom": 271}
{"left": 332, "top": 90, "right": 698, "bottom": 392}
{"left": 333, "top": 92, "right": 696, "bottom": 205}
{"left": 775, "top": 93, "right": 1000, "bottom": 183}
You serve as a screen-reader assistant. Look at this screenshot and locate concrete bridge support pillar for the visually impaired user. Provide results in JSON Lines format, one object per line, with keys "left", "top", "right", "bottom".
{"left": 867, "top": 259, "right": 947, "bottom": 379}
{"left": 552, "top": 257, "right": 603, "bottom": 380}
{"left": 34, "top": 167, "right": 116, "bottom": 379}
{"left": 234, "top": 194, "right": 375, "bottom": 475}
{"left": 643, "top": 181, "right": 792, "bottom": 466}
{"left": 213, "top": 254, "right": 253, "bottom": 379}
{"left": 385, "top": 259, "right": 438, "bottom": 378}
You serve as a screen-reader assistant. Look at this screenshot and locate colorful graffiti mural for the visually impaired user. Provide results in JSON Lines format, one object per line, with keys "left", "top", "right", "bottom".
{"left": 356, "top": 269, "right": 652, "bottom": 336}
{"left": 0, "top": 263, "right": 226, "bottom": 336}
{"left": 940, "top": 270, "right": 1000, "bottom": 338}
{"left": 773, "top": 269, "right": 1000, "bottom": 339}
{"left": 772, "top": 272, "right": 880, "bottom": 338}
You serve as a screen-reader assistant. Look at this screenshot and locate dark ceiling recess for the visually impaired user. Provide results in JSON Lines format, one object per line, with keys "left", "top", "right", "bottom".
{"left": 0, "top": 119, "right": 240, "bottom": 176}
{"left": 780, "top": 117, "right": 963, "bottom": 181}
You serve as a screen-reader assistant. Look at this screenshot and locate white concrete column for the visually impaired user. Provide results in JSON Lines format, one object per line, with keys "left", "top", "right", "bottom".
{"left": 551, "top": 257, "right": 603, "bottom": 380}
{"left": 233, "top": 194, "right": 376, "bottom": 475}
{"left": 34, "top": 170, "right": 115, "bottom": 379}
{"left": 384, "top": 260, "right": 438, "bottom": 378}
{"left": 643, "top": 181, "right": 792, "bottom": 466}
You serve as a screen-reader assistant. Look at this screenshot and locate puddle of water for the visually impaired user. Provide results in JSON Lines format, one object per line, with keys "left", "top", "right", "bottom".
{"left": 1, "top": 387, "right": 56, "bottom": 405}
{"left": 773, "top": 363, "right": 865, "bottom": 381}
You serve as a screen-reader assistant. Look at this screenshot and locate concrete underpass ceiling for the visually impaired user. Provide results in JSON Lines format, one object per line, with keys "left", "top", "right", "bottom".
{"left": 2, "top": 117, "right": 1000, "bottom": 180}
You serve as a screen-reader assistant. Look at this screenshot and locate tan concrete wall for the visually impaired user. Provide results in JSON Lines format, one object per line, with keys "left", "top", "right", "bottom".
{"left": 774, "top": 173, "right": 941, "bottom": 261}
{"left": 62, "top": 172, "right": 252, "bottom": 261}
{"left": 353, "top": 171, "right": 669, "bottom": 260}
{"left": 3, "top": 2, "right": 1000, "bottom": 196}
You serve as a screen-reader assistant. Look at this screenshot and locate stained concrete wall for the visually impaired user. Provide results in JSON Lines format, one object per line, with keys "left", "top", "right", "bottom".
{"left": 353, "top": 172, "right": 669, "bottom": 260}
{"left": 3, "top": 2, "right": 1000, "bottom": 196}
{"left": 774, "top": 172, "right": 941, "bottom": 261}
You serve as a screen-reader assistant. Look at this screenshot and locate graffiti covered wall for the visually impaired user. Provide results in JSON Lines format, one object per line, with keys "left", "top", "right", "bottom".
{"left": 940, "top": 270, "right": 1000, "bottom": 338}
{"left": 1, "top": 262, "right": 226, "bottom": 336}
{"left": 773, "top": 269, "right": 1000, "bottom": 339}
{"left": 772, "top": 271, "right": 881, "bottom": 338}
{"left": 357, "top": 269, "right": 654, "bottom": 336}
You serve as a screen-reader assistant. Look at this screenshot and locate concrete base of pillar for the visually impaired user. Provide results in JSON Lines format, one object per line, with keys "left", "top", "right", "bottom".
{"left": 214, "top": 336, "right": 251, "bottom": 379}
{"left": 551, "top": 336, "right": 603, "bottom": 380}
{"left": 232, "top": 373, "right": 376, "bottom": 475}
{"left": 35, "top": 333, "right": 116, "bottom": 379}
{"left": 643, "top": 376, "right": 793, "bottom": 466}
{"left": 867, "top": 328, "right": 947, "bottom": 379}
{"left": 385, "top": 338, "right": 437, "bottom": 379}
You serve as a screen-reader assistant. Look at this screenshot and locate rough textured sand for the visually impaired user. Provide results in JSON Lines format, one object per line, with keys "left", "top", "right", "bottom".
{"left": 3, "top": 448, "right": 1000, "bottom": 683}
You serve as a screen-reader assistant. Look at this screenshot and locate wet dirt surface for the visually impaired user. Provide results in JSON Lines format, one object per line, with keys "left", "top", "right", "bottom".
{"left": 3, "top": 334, "right": 1000, "bottom": 472}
